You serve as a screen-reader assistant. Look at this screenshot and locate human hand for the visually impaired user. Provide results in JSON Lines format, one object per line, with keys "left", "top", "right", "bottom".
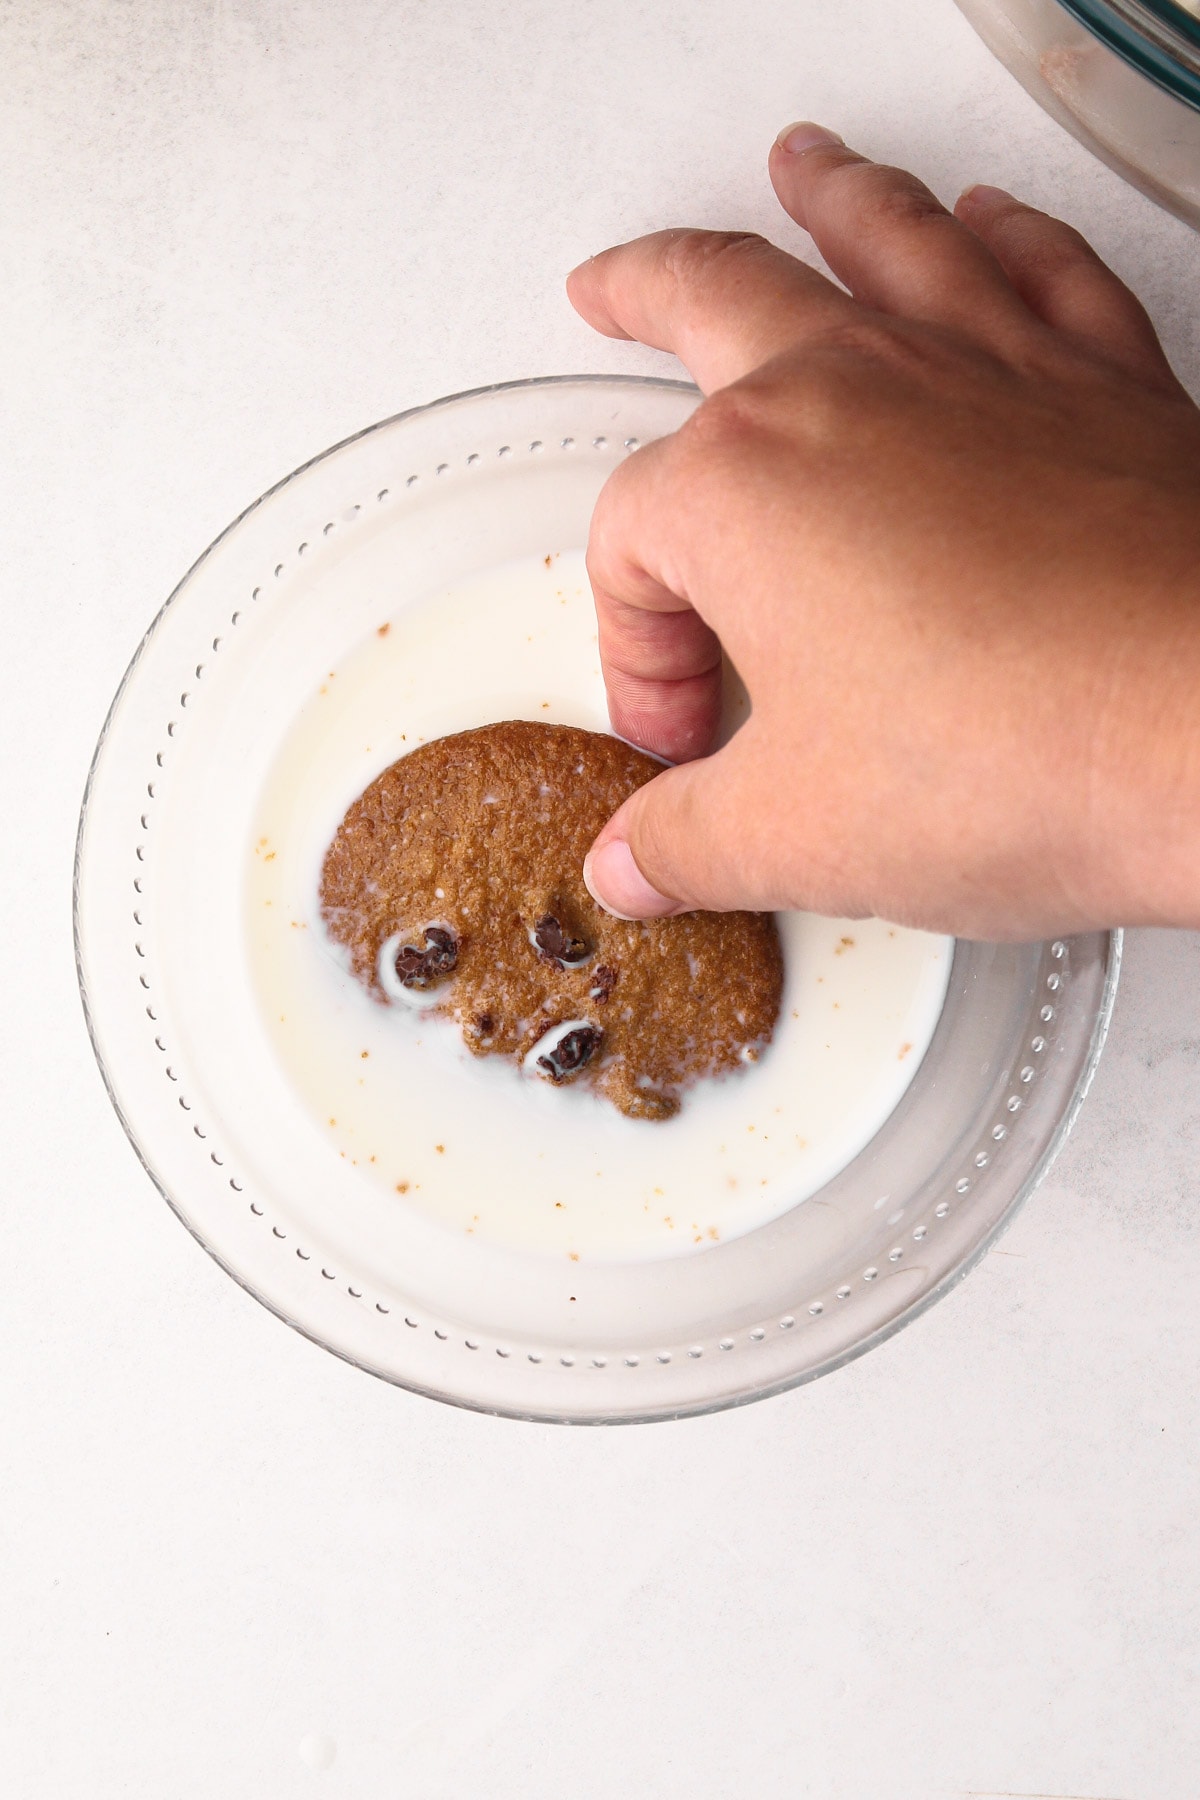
{"left": 568, "top": 125, "right": 1200, "bottom": 939}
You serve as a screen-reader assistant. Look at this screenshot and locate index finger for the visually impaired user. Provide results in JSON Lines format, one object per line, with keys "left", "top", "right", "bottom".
{"left": 567, "top": 227, "right": 855, "bottom": 394}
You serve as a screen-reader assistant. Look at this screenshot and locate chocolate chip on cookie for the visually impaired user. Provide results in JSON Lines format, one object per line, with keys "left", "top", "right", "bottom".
{"left": 532, "top": 913, "right": 590, "bottom": 968}
{"left": 532, "top": 1021, "right": 604, "bottom": 1083}
{"left": 391, "top": 924, "right": 458, "bottom": 989}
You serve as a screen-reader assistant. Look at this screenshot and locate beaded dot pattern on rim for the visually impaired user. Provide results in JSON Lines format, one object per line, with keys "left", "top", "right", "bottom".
{"left": 74, "top": 377, "right": 1120, "bottom": 1422}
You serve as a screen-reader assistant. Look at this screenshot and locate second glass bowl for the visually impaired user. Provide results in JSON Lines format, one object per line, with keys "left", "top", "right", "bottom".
{"left": 955, "top": 0, "right": 1200, "bottom": 226}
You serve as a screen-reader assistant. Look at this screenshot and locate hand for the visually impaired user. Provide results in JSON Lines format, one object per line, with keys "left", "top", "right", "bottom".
{"left": 568, "top": 124, "right": 1200, "bottom": 940}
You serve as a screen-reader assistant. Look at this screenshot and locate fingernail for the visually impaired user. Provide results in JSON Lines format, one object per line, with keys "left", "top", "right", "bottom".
{"left": 583, "top": 840, "right": 681, "bottom": 921}
{"left": 775, "top": 121, "right": 845, "bottom": 156}
{"left": 959, "top": 183, "right": 1015, "bottom": 207}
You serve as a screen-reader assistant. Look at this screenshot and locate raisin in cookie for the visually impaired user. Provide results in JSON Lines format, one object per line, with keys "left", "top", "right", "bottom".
{"left": 319, "top": 721, "right": 783, "bottom": 1119}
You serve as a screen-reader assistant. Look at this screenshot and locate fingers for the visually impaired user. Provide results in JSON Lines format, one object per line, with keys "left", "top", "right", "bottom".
{"left": 567, "top": 226, "right": 855, "bottom": 394}
{"left": 586, "top": 435, "right": 723, "bottom": 763}
{"left": 954, "top": 185, "right": 1180, "bottom": 390}
{"left": 584, "top": 733, "right": 774, "bottom": 917}
{"left": 768, "top": 124, "right": 1034, "bottom": 347}
{"left": 595, "top": 589, "right": 724, "bottom": 765}
{"left": 585, "top": 436, "right": 776, "bottom": 916}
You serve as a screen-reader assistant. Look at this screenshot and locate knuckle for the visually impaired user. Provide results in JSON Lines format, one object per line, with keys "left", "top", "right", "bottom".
{"left": 659, "top": 228, "right": 774, "bottom": 290}
{"left": 591, "top": 432, "right": 660, "bottom": 514}
{"left": 586, "top": 472, "right": 660, "bottom": 596}
{"left": 801, "top": 314, "right": 895, "bottom": 366}
{"left": 589, "top": 440, "right": 638, "bottom": 514}
{"left": 585, "top": 462, "right": 631, "bottom": 559}
{"left": 680, "top": 383, "right": 764, "bottom": 459}
{"left": 680, "top": 322, "right": 900, "bottom": 467}
{"left": 772, "top": 324, "right": 906, "bottom": 420}
{"left": 1044, "top": 221, "right": 1097, "bottom": 268}
{"left": 849, "top": 163, "right": 947, "bottom": 233}
{"left": 1008, "top": 212, "right": 1098, "bottom": 277}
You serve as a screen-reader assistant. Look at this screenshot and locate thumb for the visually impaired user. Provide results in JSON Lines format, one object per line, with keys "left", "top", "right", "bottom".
{"left": 583, "top": 740, "right": 769, "bottom": 918}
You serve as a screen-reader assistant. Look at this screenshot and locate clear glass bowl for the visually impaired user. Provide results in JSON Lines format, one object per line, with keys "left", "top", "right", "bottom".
{"left": 74, "top": 375, "right": 1120, "bottom": 1423}
{"left": 955, "top": 0, "right": 1200, "bottom": 226}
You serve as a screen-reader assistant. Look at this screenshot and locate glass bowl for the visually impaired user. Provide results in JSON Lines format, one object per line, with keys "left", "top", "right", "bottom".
{"left": 74, "top": 375, "right": 1119, "bottom": 1423}
{"left": 955, "top": 0, "right": 1200, "bottom": 226}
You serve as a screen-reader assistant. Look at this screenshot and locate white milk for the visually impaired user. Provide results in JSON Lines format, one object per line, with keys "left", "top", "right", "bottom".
{"left": 246, "top": 550, "right": 950, "bottom": 1261}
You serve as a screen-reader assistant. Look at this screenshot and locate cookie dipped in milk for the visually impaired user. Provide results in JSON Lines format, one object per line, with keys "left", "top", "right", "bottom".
{"left": 319, "top": 720, "right": 783, "bottom": 1120}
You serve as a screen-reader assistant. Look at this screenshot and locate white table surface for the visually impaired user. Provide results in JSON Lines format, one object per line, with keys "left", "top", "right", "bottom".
{"left": 3, "top": 3, "right": 1199, "bottom": 1796}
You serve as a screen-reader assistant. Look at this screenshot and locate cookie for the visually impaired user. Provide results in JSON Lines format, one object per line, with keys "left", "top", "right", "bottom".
{"left": 319, "top": 721, "right": 783, "bottom": 1119}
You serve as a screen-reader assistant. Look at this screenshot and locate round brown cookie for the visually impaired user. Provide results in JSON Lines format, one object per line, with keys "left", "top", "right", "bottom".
{"left": 319, "top": 721, "right": 783, "bottom": 1120}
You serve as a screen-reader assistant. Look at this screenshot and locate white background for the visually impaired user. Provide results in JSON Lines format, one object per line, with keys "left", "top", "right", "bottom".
{"left": 3, "top": 3, "right": 1200, "bottom": 1796}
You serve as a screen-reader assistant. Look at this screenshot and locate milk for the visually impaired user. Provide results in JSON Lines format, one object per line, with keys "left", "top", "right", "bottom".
{"left": 246, "top": 550, "right": 950, "bottom": 1261}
